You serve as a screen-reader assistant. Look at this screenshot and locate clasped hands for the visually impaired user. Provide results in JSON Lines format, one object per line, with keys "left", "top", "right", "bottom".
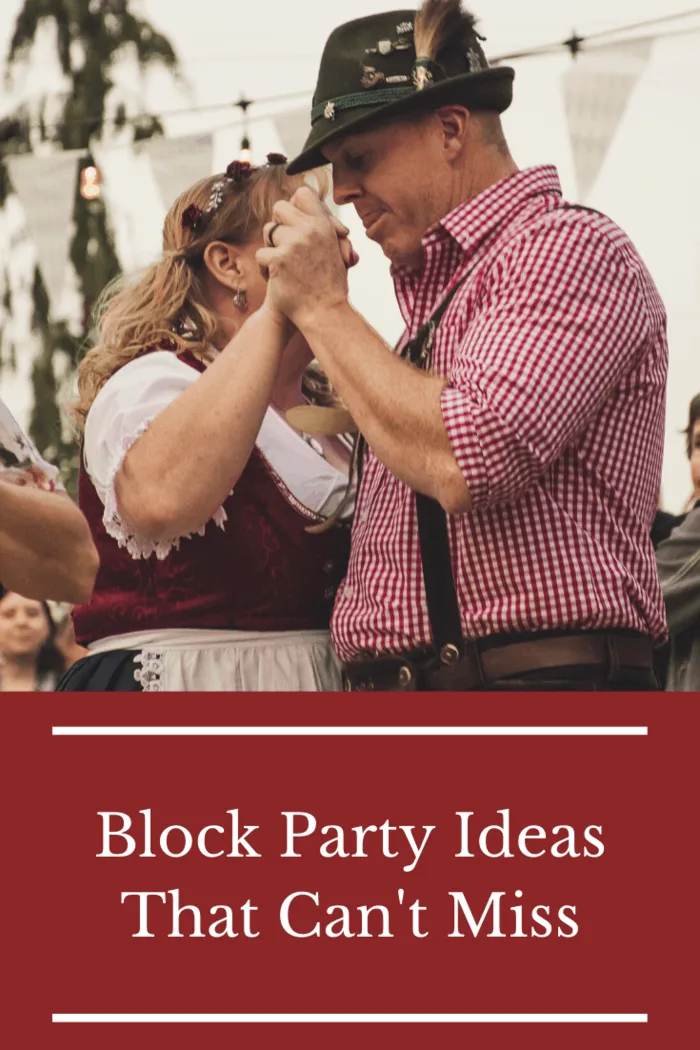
{"left": 257, "top": 187, "right": 358, "bottom": 328}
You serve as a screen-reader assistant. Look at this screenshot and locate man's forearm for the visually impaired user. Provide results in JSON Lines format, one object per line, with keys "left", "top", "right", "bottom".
{"left": 298, "top": 302, "right": 470, "bottom": 510}
{"left": 0, "top": 485, "right": 98, "bottom": 603}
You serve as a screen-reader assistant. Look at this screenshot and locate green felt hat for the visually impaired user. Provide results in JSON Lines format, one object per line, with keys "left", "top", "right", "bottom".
{"left": 287, "top": 4, "right": 514, "bottom": 175}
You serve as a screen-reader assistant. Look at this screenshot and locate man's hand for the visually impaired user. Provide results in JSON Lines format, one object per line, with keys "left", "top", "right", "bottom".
{"left": 257, "top": 187, "right": 357, "bottom": 327}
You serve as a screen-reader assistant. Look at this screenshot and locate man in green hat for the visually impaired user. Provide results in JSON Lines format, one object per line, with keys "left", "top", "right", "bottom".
{"left": 257, "top": 0, "right": 668, "bottom": 692}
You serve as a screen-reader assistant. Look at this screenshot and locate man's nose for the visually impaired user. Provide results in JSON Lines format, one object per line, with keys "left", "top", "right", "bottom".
{"left": 332, "top": 170, "right": 362, "bottom": 208}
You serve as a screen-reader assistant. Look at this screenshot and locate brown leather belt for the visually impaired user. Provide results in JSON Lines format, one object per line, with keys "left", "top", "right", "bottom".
{"left": 342, "top": 633, "right": 655, "bottom": 692}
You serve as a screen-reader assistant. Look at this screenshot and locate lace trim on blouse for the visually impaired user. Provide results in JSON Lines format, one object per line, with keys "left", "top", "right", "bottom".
{"left": 102, "top": 419, "right": 228, "bottom": 561}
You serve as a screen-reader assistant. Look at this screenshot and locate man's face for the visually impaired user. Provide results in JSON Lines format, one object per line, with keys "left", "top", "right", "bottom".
{"left": 323, "top": 115, "right": 452, "bottom": 269}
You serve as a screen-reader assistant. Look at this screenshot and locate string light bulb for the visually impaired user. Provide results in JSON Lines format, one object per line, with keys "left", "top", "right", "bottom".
{"left": 239, "top": 135, "right": 252, "bottom": 163}
{"left": 79, "top": 154, "right": 102, "bottom": 200}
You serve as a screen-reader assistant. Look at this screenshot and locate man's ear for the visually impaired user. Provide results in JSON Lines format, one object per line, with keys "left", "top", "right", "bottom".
{"left": 202, "top": 241, "right": 242, "bottom": 290}
{"left": 435, "top": 105, "right": 470, "bottom": 160}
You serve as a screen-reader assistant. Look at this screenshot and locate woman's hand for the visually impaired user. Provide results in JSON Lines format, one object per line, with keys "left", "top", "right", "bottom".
{"left": 258, "top": 190, "right": 359, "bottom": 286}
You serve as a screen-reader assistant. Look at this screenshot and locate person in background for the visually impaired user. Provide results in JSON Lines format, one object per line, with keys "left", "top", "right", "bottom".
{"left": 0, "top": 587, "right": 66, "bottom": 691}
{"left": 0, "top": 395, "right": 98, "bottom": 604}
{"left": 655, "top": 393, "right": 700, "bottom": 690}
{"left": 682, "top": 393, "right": 700, "bottom": 511}
{"left": 652, "top": 394, "right": 700, "bottom": 548}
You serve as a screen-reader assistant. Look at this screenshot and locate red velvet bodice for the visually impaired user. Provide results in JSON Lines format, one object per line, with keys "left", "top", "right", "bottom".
{"left": 73, "top": 357, "right": 350, "bottom": 645}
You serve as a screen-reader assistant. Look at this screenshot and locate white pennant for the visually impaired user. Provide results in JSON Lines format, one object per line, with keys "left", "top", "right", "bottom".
{"left": 563, "top": 39, "right": 652, "bottom": 201}
{"left": 6, "top": 151, "right": 77, "bottom": 308}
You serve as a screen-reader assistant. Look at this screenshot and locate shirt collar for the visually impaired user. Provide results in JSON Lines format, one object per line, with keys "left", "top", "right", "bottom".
{"left": 441, "top": 164, "right": 561, "bottom": 254}
{"left": 392, "top": 165, "right": 562, "bottom": 280}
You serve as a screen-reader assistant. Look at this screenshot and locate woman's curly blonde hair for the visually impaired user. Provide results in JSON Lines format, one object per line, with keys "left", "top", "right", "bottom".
{"left": 72, "top": 162, "right": 329, "bottom": 427}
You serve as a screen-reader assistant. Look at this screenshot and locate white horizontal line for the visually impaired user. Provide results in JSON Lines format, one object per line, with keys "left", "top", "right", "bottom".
{"left": 52, "top": 1013, "right": 648, "bottom": 1024}
{"left": 51, "top": 726, "right": 648, "bottom": 737}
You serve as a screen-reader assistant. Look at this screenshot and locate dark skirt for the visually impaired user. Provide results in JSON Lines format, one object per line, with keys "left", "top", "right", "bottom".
{"left": 56, "top": 650, "right": 143, "bottom": 692}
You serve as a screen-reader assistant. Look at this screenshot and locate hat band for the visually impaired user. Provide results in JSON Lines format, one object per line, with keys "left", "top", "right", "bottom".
{"left": 311, "top": 86, "right": 415, "bottom": 125}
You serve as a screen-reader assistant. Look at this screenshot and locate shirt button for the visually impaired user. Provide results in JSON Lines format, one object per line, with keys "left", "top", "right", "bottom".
{"left": 343, "top": 586, "right": 354, "bottom": 598}
{"left": 324, "top": 587, "right": 336, "bottom": 600}
{"left": 323, "top": 559, "right": 335, "bottom": 575}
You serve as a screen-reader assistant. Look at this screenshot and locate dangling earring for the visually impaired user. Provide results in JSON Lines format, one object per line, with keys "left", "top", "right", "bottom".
{"left": 233, "top": 288, "right": 248, "bottom": 312}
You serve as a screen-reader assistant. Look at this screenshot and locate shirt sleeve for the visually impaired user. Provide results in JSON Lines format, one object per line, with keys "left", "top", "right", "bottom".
{"left": 83, "top": 351, "right": 227, "bottom": 560}
{"left": 440, "top": 217, "right": 657, "bottom": 509}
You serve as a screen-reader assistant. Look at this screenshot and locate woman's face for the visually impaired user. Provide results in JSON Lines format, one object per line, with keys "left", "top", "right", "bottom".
{"left": 0, "top": 593, "right": 51, "bottom": 659}
{"left": 691, "top": 420, "right": 700, "bottom": 495}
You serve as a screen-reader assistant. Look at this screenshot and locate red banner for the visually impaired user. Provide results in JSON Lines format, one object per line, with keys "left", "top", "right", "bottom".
{"left": 1, "top": 693, "right": 696, "bottom": 1048}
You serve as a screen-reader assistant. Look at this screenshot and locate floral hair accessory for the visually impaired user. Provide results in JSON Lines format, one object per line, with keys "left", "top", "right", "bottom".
{"left": 188, "top": 155, "right": 281, "bottom": 230}
{"left": 181, "top": 203, "right": 202, "bottom": 230}
{"left": 225, "top": 160, "right": 253, "bottom": 182}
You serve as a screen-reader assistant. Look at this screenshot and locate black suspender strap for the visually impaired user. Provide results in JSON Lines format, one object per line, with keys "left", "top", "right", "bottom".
{"left": 414, "top": 490, "right": 463, "bottom": 655}
{"left": 400, "top": 276, "right": 471, "bottom": 656}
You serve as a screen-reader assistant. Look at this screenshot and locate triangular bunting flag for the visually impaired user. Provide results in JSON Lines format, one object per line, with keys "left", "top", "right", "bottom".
{"left": 563, "top": 39, "right": 652, "bottom": 201}
{"left": 6, "top": 151, "right": 78, "bottom": 308}
{"left": 146, "top": 132, "right": 214, "bottom": 214}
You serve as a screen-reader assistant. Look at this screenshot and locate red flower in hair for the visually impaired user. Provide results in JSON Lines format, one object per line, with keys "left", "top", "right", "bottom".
{"left": 181, "top": 203, "right": 202, "bottom": 229}
{"left": 226, "top": 160, "right": 253, "bottom": 182}
{"left": 266, "top": 152, "right": 287, "bottom": 166}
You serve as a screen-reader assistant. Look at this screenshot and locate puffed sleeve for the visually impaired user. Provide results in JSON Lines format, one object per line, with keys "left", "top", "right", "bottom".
{"left": 83, "top": 351, "right": 228, "bottom": 560}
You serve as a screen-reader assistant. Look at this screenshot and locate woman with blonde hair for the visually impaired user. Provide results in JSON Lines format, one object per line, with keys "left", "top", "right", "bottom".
{"left": 58, "top": 156, "right": 354, "bottom": 692}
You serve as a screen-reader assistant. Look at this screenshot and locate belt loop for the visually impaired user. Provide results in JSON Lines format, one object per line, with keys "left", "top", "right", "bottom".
{"left": 605, "top": 635, "right": 620, "bottom": 683}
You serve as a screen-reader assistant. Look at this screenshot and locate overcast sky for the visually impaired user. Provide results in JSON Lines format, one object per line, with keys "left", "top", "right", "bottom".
{"left": 1, "top": 0, "right": 699, "bottom": 507}
{"left": 1, "top": 0, "right": 691, "bottom": 128}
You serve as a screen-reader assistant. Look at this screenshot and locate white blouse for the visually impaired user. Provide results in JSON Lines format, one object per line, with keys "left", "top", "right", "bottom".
{"left": 83, "top": 351, "right": 353, "bottom": 561}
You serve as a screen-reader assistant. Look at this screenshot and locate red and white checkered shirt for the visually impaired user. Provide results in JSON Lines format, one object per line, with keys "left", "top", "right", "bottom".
{"left": 331, "top": 166, "right": 668, "bottom": 661}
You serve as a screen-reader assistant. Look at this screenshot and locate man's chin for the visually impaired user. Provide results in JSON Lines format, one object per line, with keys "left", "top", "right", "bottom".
{"left": 364, "top": 223, "right": 421, "bottom": 268}
{"left": 372, "top": 232, "right": 402, "bottom": 263}
{"left": 380, "top": 239, "right": 422, "bottom": 270}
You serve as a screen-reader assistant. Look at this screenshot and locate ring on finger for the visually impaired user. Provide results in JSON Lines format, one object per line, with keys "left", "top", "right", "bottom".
{"left": 266, "top": 222, "right": 282, "bottom": 247}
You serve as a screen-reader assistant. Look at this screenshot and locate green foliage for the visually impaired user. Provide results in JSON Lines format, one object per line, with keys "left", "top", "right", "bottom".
{"left": 28, "top": 268, "right": 82, "bottom": 495}
{"left": 0, "top": 156, "right": 12, "bottom": 208}
{"left": 4, "top": 0, "right": 180, "bottom": 493}
{"left": 70, "top": 195, "right": 121, "bottom": 320}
